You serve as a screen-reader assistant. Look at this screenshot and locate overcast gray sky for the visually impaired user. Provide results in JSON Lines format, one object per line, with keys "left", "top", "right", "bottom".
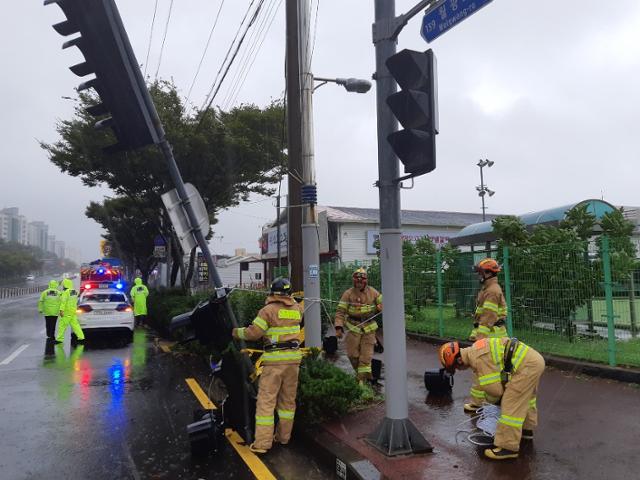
{"left": 2, "top": 1, "right": 639, "bottom": 261}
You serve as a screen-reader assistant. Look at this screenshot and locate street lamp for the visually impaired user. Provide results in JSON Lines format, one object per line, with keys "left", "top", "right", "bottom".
{"left": 294, "top": 73, "right": 372, "bottom": 349}
{"left": 313, "top": 76, "right": 372, "bottom": 93}
{"left": 476, "top": 159, "right": 495, "bottom": 222}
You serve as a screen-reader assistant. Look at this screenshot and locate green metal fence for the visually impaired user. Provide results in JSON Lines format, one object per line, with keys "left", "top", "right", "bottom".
{"left": 296, "top": 236, "right": 640, "bottom": 368}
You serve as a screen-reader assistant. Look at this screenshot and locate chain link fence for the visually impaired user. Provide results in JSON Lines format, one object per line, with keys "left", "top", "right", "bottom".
{"left": 286, "top": 236, "right": 639, "bottom": 368}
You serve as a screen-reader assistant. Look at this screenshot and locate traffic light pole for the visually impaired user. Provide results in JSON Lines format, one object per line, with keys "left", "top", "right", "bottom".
{"left": 367, "top": 0, "right": 432, "bottom": 456}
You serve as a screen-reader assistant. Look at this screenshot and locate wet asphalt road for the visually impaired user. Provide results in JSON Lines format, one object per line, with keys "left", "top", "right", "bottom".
{"left": 0, "top": 294, "right": 332, "bottom": 480}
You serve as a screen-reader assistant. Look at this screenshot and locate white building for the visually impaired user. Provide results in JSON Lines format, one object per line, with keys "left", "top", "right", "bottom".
{"left": 28, "top": 221, "right": 49, "bottom": 251}
{"left": 54, "top": 240, "right": 66, "bottom": 259}
{"left": 261, "top": 206, "right": 499, "bottom": 266}
{"left": 0, "top": 208, "right": 28, "bottom": 244}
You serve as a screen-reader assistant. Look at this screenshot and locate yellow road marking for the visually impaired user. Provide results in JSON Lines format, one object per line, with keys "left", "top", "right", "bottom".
{"left": 225, "top": 429, "right": 277, "bottom": 480}
{"left": 185, "top": 378, "right": 216, "bottom": 410}
{"left": 184, "top": 378, "right": 276, "bottom": 480}
{"left": 160, "top": 344, "right": 171, "bottom": 353}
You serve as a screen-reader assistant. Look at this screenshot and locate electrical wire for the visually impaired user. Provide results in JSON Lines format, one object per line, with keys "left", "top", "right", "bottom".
{"left": 185, "top": 0, "right": 226, "bottom": 107}
{"left": 154, "top": 0, "right": 175, "bottom": 80}
{"left": 144, "top": 0, "right": 159, "bottom": 78}
{"left": 222, "top": 0, "right": 284, "bottom": 109}
{"left": 308, "top": 0, "right": 320, "bottom": 68}
{"left": 200, "top": 0, "right": 266, "bottom": 116}
{"left": 220, "top": 0, "right": 275, "bottom": 108}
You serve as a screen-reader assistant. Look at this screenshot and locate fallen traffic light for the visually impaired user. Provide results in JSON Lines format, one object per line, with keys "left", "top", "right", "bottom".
{"left": 45, "top": 0, "right": 161, "bottom": 152}
{"left": 386, "top": 49, "right": 439, "bottom": 177}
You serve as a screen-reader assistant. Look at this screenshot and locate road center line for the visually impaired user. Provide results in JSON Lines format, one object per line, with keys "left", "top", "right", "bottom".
{"left": 0, "top": 344, "right": 30, "bottom": 365}
{"left": 185, "top": 378, "right": 276, "bottom": 480}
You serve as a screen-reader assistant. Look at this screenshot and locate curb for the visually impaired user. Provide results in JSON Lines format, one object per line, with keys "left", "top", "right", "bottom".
{"left": 298, "top": 427, "right": 382, "bottom": 480}
{"left": 407, "top": 332, "right": 640, "bottom": 384}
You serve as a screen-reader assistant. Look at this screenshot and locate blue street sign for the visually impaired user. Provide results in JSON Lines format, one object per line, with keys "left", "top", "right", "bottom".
{"left": 154, "top": 235, "right": 167, "bottom": 247}
{"left": 421, "top": 0, "right": 494, "bottom": 43}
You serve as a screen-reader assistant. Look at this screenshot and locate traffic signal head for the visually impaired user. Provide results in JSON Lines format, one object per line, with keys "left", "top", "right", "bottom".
{"left": 385, "top": 49, "right": 439, "bottom": 177}
{"left": 45, "top": 0, "right": 161, "bottom": 152}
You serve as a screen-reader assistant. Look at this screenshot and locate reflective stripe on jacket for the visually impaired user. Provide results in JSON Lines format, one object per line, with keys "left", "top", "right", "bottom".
{"left": 460, "top": 337, "right": 533, "bottom": 400}
{"left": 334, "top": 286, "right": 382, "bottom": 330}
{"left": 235, "top": 295, "right": 303, "bottom": 365}
{"left": 39, "top": 288, "right": 61, "bottom": 316}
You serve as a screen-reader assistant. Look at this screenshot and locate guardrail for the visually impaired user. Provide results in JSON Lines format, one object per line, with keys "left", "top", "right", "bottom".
{"left": 0, "top": 285, "right": 47, "bottom": 299}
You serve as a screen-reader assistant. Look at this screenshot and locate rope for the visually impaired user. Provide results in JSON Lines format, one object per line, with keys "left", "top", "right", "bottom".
{"left": 454, "top": 403, "right": 501, "bottom": 447}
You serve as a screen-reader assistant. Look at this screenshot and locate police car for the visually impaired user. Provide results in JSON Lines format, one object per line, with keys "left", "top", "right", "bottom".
{"left": 76, "top": 288, "right": 135, "bottom": 339}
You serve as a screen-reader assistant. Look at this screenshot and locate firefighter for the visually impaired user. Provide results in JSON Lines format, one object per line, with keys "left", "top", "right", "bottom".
{"left": 38, "top": 280, "right": 61, "bottom": 339}
{"left": 465, "top": 257, "right": 508, "bottom": 412}
{"left": 232, "top": 277, "right": 303, "bottom": 454}
{"left": 130, "top": 277, "right": 149, "bottom": 327}
{"left": 334, "top": 268, "right": 382, "bottom": 382}
{"left": 55, "top": 278, "right": 85, "bottom": 344}
{"left": 439, "top": 338, "right": 545, "bottom": 460}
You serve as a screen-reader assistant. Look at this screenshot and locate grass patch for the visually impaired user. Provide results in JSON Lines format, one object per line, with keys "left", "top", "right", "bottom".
{"left": 406, "top": 305, "right": 640, "bottom": 368}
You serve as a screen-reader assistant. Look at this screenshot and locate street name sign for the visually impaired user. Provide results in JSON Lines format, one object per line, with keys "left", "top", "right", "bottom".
{"left": 421, "top": 0, "right": 494, "bottom": 43}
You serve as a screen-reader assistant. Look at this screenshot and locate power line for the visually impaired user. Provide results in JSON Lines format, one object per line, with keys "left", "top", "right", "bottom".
{"left": 185, "top": 0, "right": 226, "bottom": 107}
{"left": 223, "top": 0, "right": 284, "bottom": 109}
{"left": 219, "top": 0, "right": 275, "bottom": 108}
{"left": 154, "top": 0, "right": 175, "bottom": 80}
{"left": 144, "top": 0, "right": 160, "bottom": 78}
{"left": 200, "top": 0, "right": 266, "bottom": 115}
{"left": 309, "top": 0, "right": 320, "bottom": 67}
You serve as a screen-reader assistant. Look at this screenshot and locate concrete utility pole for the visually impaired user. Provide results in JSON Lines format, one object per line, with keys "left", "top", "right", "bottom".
{"left": 368, "top": 0, "right": 432, "bottom": 456}
{"left": 299, "top": 0, "right": 322, "bottom": 349}
{"left": 285, "top": 0, "right": 304, "bottom": 291}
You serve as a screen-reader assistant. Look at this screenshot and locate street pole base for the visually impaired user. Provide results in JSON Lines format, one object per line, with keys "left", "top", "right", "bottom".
{"left": 366, "top": 417, "right": 432, "bottom": 456}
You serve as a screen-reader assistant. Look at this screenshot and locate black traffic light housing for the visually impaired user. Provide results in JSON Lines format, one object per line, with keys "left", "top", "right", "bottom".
{"left": 45, "top": 0, "right": 161, "bottom": 152}
{"left": 386, "top": 48, "right": 439, "bottom": 177}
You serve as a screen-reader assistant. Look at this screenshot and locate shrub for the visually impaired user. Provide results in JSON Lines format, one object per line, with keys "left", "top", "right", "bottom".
{"left": 296, "top": 354, "right": 363, "bottom": 426}
{"left": 228, "top": 289, "right": 267, "bottom": 326}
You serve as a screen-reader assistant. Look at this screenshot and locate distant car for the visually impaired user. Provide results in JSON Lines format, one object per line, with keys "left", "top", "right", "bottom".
{"left": 77, "top": 288, "right": 134, "bottom": 340}
{"left": 26, "top": 275, "right": 35, "bottom": 282}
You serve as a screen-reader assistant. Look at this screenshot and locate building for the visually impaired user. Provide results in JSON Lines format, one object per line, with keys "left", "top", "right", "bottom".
{"left": 54, "top": 240, "right": 66, "bottom": 259}
{"left": 260, "top": 206, "right": 500, "bottom": 268}
{"left": 214, "top": 249, "right": 266, "bottom": 288}
{"left": 0, "top": 208, "right": 28, "bottom": 244}
{"left": 47, "top": 234, "right": 56, "bottom": 254}
{"left": 28, "top": 221, "right": 49, "bottom": 251}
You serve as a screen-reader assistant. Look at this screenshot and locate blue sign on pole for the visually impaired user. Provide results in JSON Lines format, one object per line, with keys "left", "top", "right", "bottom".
{"left": 421, "top": 0, "right": 494, "bottom": 43}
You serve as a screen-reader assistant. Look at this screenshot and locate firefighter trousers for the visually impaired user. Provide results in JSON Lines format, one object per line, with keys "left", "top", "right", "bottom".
{"left": 56, "top": 315, "right": 85, "bottom": 343}
{"left": 345, "top": 331, "right": 376, "bottom": 381}
{"left": 254, "top": 363, "right": 300, "bottom": 450}
{"left": 494, "top": 350, "right": 545, "bottom": 451}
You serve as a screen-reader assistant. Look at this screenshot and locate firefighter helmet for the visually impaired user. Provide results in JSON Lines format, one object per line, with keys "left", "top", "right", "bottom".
{"left": 352, "top": 267, "right": 368, "bottom": 279}
{"left": 439, "top": 341, "right": 461, "bottom": 373}
{"left": 270, "top": 277, "right": 292, "bottom": 296}
{"left": 474, "top": 258, "right": 501, "bottom": 274}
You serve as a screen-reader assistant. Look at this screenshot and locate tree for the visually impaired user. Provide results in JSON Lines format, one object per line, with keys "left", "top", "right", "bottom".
{"left": 85, "top": 197, "right": 161, "bottom": 283}
{"left": 42, "top": 81, "right": 286, "bottom": 286}
{"left": 492, "top": 215, "right": 529, "bottom": 247}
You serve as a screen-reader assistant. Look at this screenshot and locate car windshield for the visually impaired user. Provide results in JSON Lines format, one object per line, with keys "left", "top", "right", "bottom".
{"left": 81, "top": 293, "right": 126, "bottom": 303}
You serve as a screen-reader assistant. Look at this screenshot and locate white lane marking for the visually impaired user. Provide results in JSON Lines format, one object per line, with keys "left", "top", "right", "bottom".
{"left": 0, "top": 344, "right": 30, "bottom": 365}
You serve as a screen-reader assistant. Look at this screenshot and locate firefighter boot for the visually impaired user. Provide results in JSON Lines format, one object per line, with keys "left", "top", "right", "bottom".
{"left": 484, "top": 447, "right": 519, "bottom": 460}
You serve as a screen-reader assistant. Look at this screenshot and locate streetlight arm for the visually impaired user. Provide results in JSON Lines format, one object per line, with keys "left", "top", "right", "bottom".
{"left": 373, "top": 0, "right": 437, "bottom": 43}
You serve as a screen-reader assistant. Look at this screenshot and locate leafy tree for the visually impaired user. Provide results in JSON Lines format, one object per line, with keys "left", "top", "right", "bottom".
{"left": 492, "top": 215, "right": 529, "bottom": 247}
{"left": 41, "top": 81, "right": 286, "bottom": 285}
{"left": 86, "top": 196, "right": 162, "bottom": 283}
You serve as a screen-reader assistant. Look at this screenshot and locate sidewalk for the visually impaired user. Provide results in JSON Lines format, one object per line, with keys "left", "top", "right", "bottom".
{"left": 318, "top": 337, "right": 640, "bottom": 480}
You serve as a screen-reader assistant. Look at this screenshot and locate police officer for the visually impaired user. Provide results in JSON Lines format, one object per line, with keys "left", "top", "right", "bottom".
{"left": 38, "top": 280, "right": 61, "bottom": 339}
{"left": 55, "top": 278, "right": 85, "bottom": 344}
{"left": 232, "top": 278, "right": 303, "bottom": 454}
{"left": 130, "top": 277, "right": 149, "bottom": 327}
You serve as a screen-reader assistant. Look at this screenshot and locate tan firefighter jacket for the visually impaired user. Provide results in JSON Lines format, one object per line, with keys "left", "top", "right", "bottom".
{"left": 234, "top": 295, "right": 303, "bottom": 365}
{"left": 472, "top": 277, "right": 508, "bottom": 338}
{"left": 460, "top": 337, "right": 537, "bottom": 401}
{"left": 334, "top": 286, "right": 382, "bottom": 334}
